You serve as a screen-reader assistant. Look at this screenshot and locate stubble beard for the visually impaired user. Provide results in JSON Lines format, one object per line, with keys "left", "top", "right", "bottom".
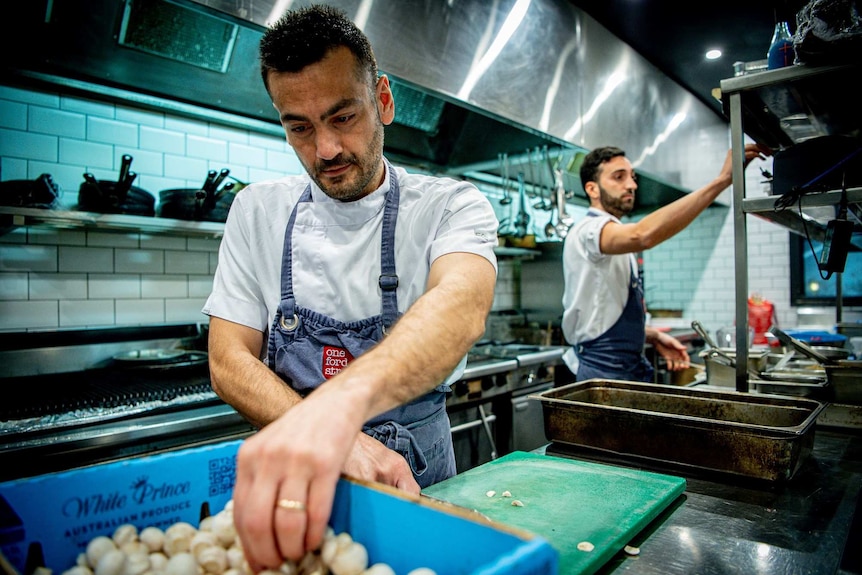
{"left": 599, "top": 183, "right": 634, "bottom": 219}
{"left": 308, "top": 122, "right": 385, "bottom": 202}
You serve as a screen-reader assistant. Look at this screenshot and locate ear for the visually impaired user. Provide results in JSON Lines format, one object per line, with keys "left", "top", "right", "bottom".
{"left": 584, "top": 181, "right": 600, "bottom": 202}
{"left": 376, "top": 75, "right": 395, "bottom": 126}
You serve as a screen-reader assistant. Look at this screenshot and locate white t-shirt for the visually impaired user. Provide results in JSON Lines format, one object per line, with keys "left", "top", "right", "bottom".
{"left": 203, "top": 161, "right": 499, "bottom": 343}
{"left": 560, "top": 207, "right": 638, "bottom": 372}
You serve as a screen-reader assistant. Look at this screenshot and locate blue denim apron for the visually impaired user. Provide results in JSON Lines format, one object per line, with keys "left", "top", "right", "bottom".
{"left": 266, "top": 164, "right": 455, "bottom": 488}
{"left": 574, "top": 217, "right": 653, "bottom": 382}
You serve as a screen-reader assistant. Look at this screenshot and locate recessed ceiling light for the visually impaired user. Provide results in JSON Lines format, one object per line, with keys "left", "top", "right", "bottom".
{"left": 705, "top": 49, "right": 722, "bottom": 60}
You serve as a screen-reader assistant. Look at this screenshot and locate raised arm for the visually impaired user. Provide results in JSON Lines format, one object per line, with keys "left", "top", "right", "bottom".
{"left": 600, "top": 143, "right": 769, "bottom": 255}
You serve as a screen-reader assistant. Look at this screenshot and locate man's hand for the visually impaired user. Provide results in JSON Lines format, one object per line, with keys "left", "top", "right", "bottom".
{"left": 342, "top": 433, "right": 421, "bottom": 494}
{"left": 231, "top": 384, "right": 362, "bottom": 571}
{"left": 649, "top": 330, "right": 691, "bottom": 371}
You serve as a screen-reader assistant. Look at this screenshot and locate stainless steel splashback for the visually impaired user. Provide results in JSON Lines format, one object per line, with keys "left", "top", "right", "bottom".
{"left": 189, "top": 0, "right": 732, "bottom": 195}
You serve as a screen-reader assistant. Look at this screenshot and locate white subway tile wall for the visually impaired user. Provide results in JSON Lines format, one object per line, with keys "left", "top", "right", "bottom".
{"left": 4, "top": 83, "right": 841, "bottom": 337}
{"left": 0, "top": 84, "right": 522, "bottom": 332}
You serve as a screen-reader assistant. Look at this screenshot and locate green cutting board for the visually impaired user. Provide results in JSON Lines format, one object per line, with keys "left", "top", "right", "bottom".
{"left": 423, "top": 451, "right": 686, "bottom": 575}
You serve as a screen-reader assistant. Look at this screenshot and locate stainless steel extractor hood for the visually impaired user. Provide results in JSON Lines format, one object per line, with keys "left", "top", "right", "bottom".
{"left": 3, "top": 0, "right": 712, "bottom": 215}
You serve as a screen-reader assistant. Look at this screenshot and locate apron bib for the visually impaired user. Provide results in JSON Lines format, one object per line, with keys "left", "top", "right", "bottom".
{"left": 266, "top": 163, "right": 455, "bottom": 487}
{"left": 575, "top": 240, "right": 653, "bottom": 383}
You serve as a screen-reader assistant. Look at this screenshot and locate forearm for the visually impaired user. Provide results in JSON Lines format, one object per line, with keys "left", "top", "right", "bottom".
{"left": 645, "top": 326, "right": 662, "bottom": 345}
{"left": 629, "top": 174, "right": 730, "bottom": 250}
{"left": 208, "top": 317, "right": 302, "bottom": 428}
{"left": 324, "top": 253, "right": 496, "bottom": 423}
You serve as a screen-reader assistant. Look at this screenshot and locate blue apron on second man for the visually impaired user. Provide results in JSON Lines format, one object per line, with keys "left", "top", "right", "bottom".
{"left": 574, "top": 234, "right": 654, "bottom": 383}
{"left": 266, "top": 163, "right": 456, "bottom": 488}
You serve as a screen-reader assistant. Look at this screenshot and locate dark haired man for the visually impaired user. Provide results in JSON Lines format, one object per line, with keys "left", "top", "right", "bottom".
{"left": 561, "top": 143, "right": 768, "bottom": 383}
{"left": 203, "top": 4, "right": 498, "bottom": 566}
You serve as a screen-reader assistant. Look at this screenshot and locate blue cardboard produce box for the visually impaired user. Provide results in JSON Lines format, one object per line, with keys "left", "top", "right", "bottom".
{"left": 0, "top": 441, "right": 557, "bottom": 575}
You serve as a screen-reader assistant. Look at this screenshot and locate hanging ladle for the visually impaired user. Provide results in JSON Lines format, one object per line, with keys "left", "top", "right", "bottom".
{"left": 513, "top": 171, "right": 530, "bottom": 238}
{"left": 499, "top": 153, "right": 513, "bottom": 205}
{"left": 553, "top": 168, "right": 574, "bottom": 238}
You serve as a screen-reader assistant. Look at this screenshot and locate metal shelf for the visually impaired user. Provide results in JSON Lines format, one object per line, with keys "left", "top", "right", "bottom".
{"left": 741, "top": 187, "right": 862, "bottom": 241}
{"left": 1, "top": 207, "right": 540, "bottom": 261}
{"left": 723, "top": 63, "right": 862, "bottom": 392}
{"left": 720, "top": 64, "right": 862, "bottom": 151}
{"left": 0, "top": 206, "right": 227, "bottom": 239}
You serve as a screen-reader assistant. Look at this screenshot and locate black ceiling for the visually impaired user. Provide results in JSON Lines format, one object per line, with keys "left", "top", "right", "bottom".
{"left": 574, "top": 0, "right": 809, "bottom": 120}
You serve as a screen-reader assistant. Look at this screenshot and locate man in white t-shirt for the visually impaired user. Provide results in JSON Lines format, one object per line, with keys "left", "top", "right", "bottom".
{"left": 202, "top": 5, "right": 498, "bottom": 567}
{"left": 561, "top": 143, "right": 768, "bottom": 383}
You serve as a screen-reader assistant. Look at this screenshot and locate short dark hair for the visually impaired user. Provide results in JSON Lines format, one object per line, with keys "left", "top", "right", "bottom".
{"left": 259, "top": 4, "right": 378, "bottom": 93}
{"left": 580, "top": 146, "right": 626, "bottom": 193}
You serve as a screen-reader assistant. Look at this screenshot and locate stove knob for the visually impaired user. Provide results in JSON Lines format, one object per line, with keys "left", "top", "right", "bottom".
{"left": 481, "top": 376, "right": 494, "bottom": 391}
{"left": 494, "top": 374, "right": 507, "bottom": 387}
{"left": 454, "top": 381, "right": 469, "bottom": 396}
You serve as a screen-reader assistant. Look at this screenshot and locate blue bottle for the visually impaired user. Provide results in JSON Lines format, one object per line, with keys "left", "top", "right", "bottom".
{"left": 767, "top": 21, "right": 795, "bottom": 69}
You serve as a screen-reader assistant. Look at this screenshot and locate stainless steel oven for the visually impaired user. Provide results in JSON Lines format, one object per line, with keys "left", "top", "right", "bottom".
{"left": 0, "top": 324, "right": 254, "bottom": 482}
{"left": 511, "top": 381, "right": 554, "bottom": 452}
{"left": 447, "top": 343, "right": 565, "bottom": 472}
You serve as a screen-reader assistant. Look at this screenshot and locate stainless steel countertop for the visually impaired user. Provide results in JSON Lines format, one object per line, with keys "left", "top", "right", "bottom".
{"left": 544, "top": 427, "right": 862, "bottom": 574}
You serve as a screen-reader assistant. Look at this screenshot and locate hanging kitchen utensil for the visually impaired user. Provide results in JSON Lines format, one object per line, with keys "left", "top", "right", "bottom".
{"left": 513, "top": 172, "right": 530, "bottom": 238}
{"left": 498, "top": 153, "right": 512, "bottom": 205}
{"left": 553, "top": 168, "right": 573, "bottom": 238}
{"left": 524, "top": 148, "right": 537, "bottom": 199}
{"left": 534, "top": 145, "right": 554, "bottom": 210}
{"left": 544, "top": 205, "right": 556, "bottom": 238}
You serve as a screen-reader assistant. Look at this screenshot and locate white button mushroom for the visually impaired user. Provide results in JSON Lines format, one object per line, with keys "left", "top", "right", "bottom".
{"left": 189, "top": 532, "right": 218, "bottom": 559}
{"left": 148, "top": 553, "right": 168, "bottom": 572}
{"left": 210, "top": 511, "right": 237, "bottom": 548}
{"left": 164, "top": 552, "right": 199, "bottom": 575}
{"left": 362, "top": 564, "right": 396, "bottom": 575}
{"left": 328, "top": 541, "right": 368, "bottom": 575}
{"left": 320, "top": 537, "right": 339, "bottom": 566}
{"left": 95, "top": 549, "right": 127, "bottom": 575}
{"left": 406, "top": 569, "right": 437, "bottom": 575}
{"left": 86, "top": 536, "right": 118, "bottom": 569}
{"left": 197, "top": 545, "right": 227, "bottom": 574}
{"left": 224, "top": 548, "right": 245, "bottom": 571}
{"left": 198, "top": 516, "right": 215, "bottom": 532}
{"left": 62, "top": 566, "right": 93, "bottom": 575}
{"left": 112, "top": 525, "right": 138, "bottom": 548}
{"left": 139, "top": 527, "right": 165, "bottom": 553}
{"left": 122, "top": 552, "right": 150, "bottom": 575}
{"left": 119, "top": 542, "right": 149, "bottom": 557}
{"left": 164, "top": 523, "right": 197, "bottom": 557}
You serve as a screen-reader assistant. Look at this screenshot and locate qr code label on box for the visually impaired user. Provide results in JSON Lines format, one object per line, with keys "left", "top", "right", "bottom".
{"left": 208, "top": 455, "right": 236, "bottom": 497}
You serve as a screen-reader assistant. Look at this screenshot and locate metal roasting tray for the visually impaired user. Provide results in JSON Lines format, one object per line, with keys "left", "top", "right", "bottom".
{"left": 823, "top": 361, "right": 862, "bottom": 404}
{"left": 532, "top": 379, "right": 826, "bottom": 482}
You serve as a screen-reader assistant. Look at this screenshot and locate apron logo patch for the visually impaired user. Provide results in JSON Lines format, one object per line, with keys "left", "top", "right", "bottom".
{"left": 322, "top": 346, "right": 354, "bottom": 379}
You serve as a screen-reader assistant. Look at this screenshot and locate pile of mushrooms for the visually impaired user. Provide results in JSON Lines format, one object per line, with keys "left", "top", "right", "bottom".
{"left": 58, "top": 501, "right": 436, "bottom": 575}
